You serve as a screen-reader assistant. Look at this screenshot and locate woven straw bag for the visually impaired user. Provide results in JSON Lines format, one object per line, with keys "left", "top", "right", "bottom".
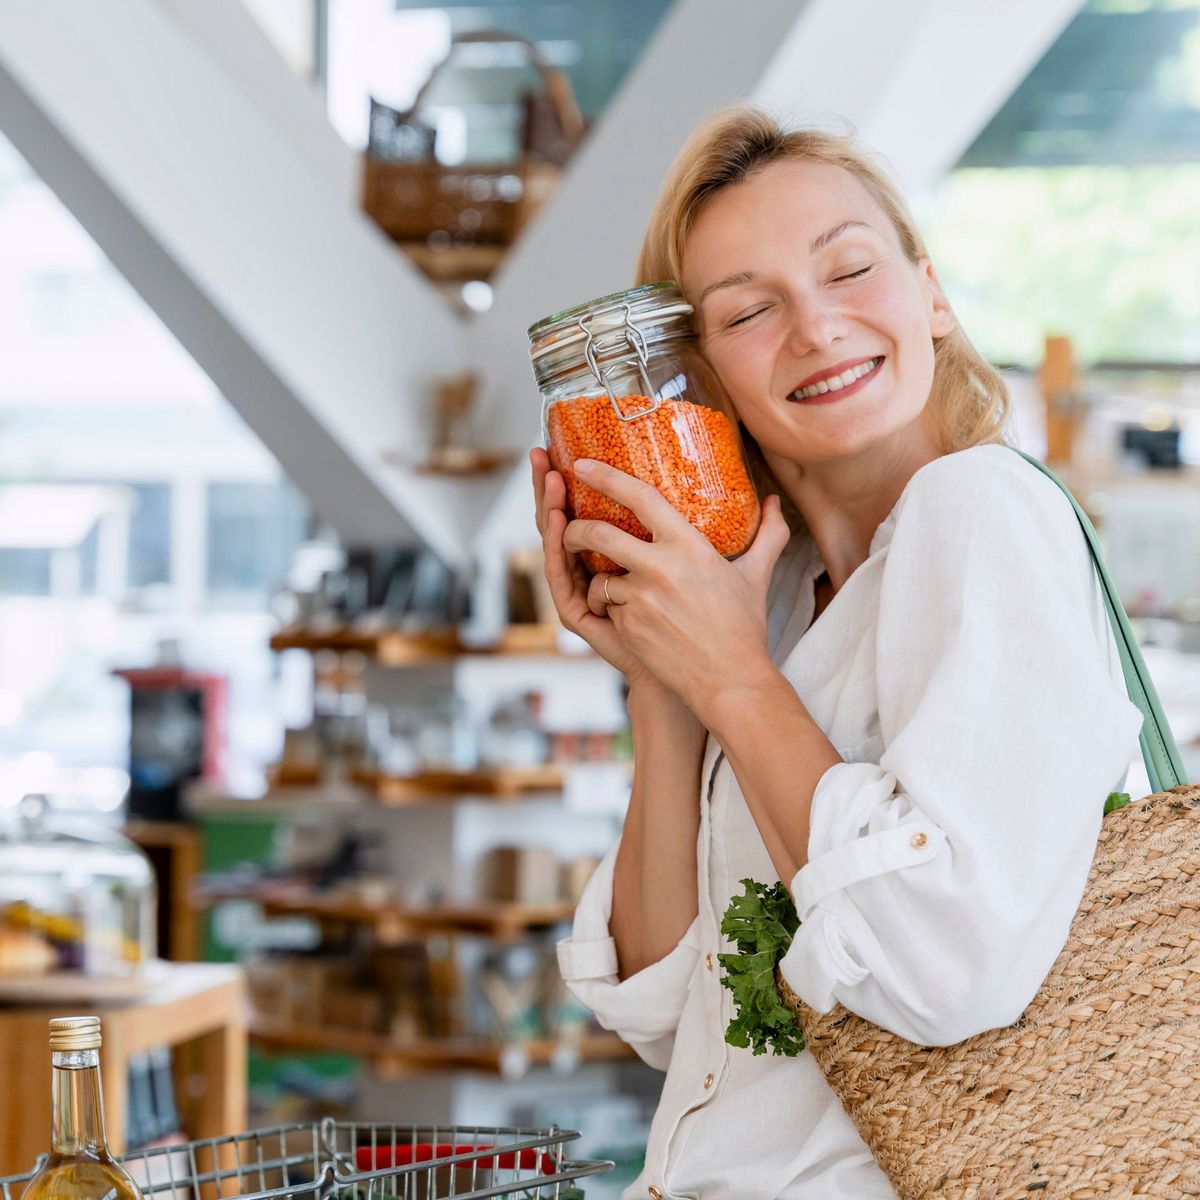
{"left": 777, "top": 447, "right": 1200, "bottom": 1198}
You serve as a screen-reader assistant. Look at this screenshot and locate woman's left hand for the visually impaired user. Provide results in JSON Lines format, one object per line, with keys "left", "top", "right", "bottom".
{"left": 563, "top": 458, "right": 792, "bottom": 722}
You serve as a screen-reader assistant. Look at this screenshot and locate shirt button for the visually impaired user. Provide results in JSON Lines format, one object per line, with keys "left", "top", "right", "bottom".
{"left": 910, "top": 832, "right": 928, "bottom": 849}
{"left": 703, "top": 1072, "right": 714, "bottom": 1089}
{"left": 649, "top": 1189, "right": 663, "bottom": 1200}
{"left": 705, "top": 953, "right": 714, "bottom": 971}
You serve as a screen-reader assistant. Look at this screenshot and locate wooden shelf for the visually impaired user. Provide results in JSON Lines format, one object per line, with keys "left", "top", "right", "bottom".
{"left": 268, "top": 762, "right": 325, "bottom": 788}
{"left": 396, "top": 242, "right": 507, "bottom": 283}
{"left": 186, "top": 760, "right": 630, "bottom": 815}
{"left": 353, "top": 763, "right": 570, "bottom": 802}
{"left": 270, "top": 625, "right": 458, "bottom": 661}
{"left": 184, "top": 778, "right": 369, "bottom": 818}
{"left": 269, "top": 623, "right": 570, "bottom": 663}
{"left": 193, "top": 887, "right": 575, "bottom": 941}
{"left": 385, "top": 448, "right": 521, "bottom": 476}
{"left": 248, "top": 1018, "right": 632, "bottom": 1076}
{"left": 252, "top": 763, "right": 580, "bottom": 805}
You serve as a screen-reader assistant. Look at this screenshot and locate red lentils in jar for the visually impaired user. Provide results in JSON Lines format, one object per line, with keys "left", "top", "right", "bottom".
{"left": 528, "top": 283, "right": 761, "bottom": 577}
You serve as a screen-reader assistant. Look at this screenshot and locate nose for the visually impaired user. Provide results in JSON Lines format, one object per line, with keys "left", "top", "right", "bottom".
{"left": 784, "top": 289, "right": 846, "bottom": 358}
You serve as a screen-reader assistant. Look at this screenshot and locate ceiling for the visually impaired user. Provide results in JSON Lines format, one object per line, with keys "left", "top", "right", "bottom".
{"left": 960, "top": 0, "right": 1200, "bottom": 167}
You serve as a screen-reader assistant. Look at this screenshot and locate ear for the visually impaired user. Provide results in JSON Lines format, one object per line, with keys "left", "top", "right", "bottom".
{"left": 917, "top": 257, "right": 956, "bottom": 340}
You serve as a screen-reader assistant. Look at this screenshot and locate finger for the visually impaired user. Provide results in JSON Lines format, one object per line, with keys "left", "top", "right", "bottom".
{"left": 542, "top": 507, "right": 589, "bottom": 623}
{"left": 736, "top": 494, "right": 792, "bottom": 585}
{"left": 545, "top": 485, "right": 587, "bottom": 589}
{"left": 530, "top": 449, "right": 547, "bottom": 537}
{"left": 543, "top": 466, "right": 567, "bottom": 535}
{"left": 563, "top": 517, "right": 653, "bottom": 573}
{"left": 548, "top": 510, "right": 613, "bottom": 641}
{"left": 572, "top": 459, "right": 700, "bottom": 543}
{"left": 531, "top": 448, "right": 569, "bottom": 542}
{"left": 586, "top": 572, "right": 620, "bottom": 618}
{"left": 586, "top": 573, "right": 607, "bottom": 618}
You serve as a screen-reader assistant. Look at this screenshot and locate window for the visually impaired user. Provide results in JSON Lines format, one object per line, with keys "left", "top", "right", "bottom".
{"left": 206, "top": 481, "right": 310, "bottom": 604}
{"left": 72, "top": 482, "right": 171, "bottom": 595}
{"left": 0, "top": 549, "right": 52, "bottom": 596}
{"left": 922, "top": 0, "right": 1200, "bottom": 366}
{"left": 127, "top": 483, "right": 172, "bottom": 588}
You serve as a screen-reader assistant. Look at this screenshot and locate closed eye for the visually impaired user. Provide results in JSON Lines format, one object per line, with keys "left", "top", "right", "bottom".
{"left": 729, "top": 308, "right": 768, "bottom": 327}
{"left": 833, "top": 266, "right": 872, "bottom": 283}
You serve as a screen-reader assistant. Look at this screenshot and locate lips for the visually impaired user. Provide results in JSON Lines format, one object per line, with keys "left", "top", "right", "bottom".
{"left": 789, "top": 356, "right": 884, "bottom": 405}
{"left": 791, "top": 356, "right": 884, "bottom": 400}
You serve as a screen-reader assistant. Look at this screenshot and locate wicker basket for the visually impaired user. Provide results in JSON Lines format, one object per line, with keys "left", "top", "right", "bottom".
{"left": 361, "top": 30, "right": 584, "bottom": 247}
{"left": 781, "top": 783, "right": 1200, "bottom": 1198}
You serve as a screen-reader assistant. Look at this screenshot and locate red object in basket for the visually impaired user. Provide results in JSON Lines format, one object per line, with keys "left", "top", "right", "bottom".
{"left": 355, "top": 1145, "right": 558, "bottom": 1174}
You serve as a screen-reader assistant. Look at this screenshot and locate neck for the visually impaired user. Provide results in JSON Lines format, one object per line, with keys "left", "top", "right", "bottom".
{"left": 51, "top": 1049, "right": 108, "bottom": 1158}
{"left": 767, "top": 418, "right": 944, "bottom": 590}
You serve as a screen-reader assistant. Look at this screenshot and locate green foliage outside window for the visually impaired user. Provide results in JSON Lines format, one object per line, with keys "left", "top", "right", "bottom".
{"left": 922, "top": 165, "right": 1200, "bottom": 367}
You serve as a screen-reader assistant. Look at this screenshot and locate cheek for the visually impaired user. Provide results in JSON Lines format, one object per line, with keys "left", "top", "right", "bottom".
{"left": 859, "top": 277, "right": 936, "bottom": 371}
{"left": 856, "top": 272, "right": 916, "bottom": 330}
{"left": 702, "top": 334, "right": 773, "bottom": 405}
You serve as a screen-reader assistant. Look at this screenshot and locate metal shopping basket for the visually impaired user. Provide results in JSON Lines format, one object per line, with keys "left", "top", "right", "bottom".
{"left": 0, "top": 1118, "right": 612, "bottom": 1200}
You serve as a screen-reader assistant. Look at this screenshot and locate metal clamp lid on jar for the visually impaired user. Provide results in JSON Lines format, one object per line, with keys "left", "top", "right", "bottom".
{"left": 527, "top": 282, "right": 695, "bottom": 423}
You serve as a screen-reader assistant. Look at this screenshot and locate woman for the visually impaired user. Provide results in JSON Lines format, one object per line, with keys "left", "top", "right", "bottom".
{"left": 531, "top": 107, "right": 1143, "bottom": 1199}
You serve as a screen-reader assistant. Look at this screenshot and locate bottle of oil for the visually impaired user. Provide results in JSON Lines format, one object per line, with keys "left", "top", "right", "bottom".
{"left": 21, "top": 1017, "right": 145, "bottom": 1200}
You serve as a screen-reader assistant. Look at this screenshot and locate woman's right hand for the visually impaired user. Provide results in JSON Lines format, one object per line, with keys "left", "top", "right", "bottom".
{"left": 531, "top": 447, "right": 665, "bottom": 694}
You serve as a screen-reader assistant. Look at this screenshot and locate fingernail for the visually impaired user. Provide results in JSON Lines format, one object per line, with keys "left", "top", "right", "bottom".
{"left": 574, "top": 459, "right": 595, "bottom": 475}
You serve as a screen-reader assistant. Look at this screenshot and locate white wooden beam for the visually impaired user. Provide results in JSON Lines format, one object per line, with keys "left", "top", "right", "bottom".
{"left": 755, "top": 0, "right": 1086, "bottom": 193}
{"left": 157, "top": 0, "right": 358, "bottom": 199}
{"left": 0, "top": 0, "right": 471, "bottom": 562}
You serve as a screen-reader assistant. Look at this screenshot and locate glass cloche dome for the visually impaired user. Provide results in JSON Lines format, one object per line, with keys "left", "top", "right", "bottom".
{"left": 0, "top": 795, "right": 156, "bottom": 979}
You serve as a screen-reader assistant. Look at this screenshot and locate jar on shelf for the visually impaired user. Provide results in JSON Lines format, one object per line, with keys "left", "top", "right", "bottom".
{"left": 527, "top": 281, "right": 761, "bottom": 576}
{"left": 365, "top": 703, "right": 422, "bottom": 777}
{"left": 416, "top": 691, "right": 480, "bottom": 773}
{"left": 0, "top": 795, "right": 156, "bottom": 980}
{"left": 480, "top": 691, "right": 548, "bottom": 768}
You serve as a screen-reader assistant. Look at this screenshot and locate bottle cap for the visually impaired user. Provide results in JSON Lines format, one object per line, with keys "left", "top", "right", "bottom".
{"left": 49, "top": 1016, "right": 102, "bottom": 1051}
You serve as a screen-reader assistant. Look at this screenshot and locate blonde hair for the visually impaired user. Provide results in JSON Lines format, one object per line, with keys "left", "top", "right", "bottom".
{"left": 635, "top": 106, "right": 1013, "bottom": 509}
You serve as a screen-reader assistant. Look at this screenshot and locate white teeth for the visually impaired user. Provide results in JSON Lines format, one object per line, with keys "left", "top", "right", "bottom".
{"left": 793, "top": 357, "right": 880, "bottom": 401}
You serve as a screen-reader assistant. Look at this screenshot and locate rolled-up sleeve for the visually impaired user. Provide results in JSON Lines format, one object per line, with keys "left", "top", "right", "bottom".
{"left": 777, "top": 450, "right": 1145, "bottom": 1047}
{"left": 557, "top": 839, "right": 701, "bottom": 1070}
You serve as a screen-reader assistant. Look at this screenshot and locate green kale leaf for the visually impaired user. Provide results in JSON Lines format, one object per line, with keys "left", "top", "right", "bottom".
{"left": 1104, "top": 790, "right": 1132, "bottom": 815}
{"left": 717, "top": 879, "right": 806, "bottom": 1057}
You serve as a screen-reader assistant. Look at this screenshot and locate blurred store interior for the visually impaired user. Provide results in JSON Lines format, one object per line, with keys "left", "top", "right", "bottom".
{"left": 0, "top": 0, "right": 1199, "bottom": 1194}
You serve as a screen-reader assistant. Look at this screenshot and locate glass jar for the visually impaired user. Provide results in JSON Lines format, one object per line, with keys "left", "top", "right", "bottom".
{"left": 481, "top": 691, "right": 548, "bottom": 768}
{"left": 528, "top": 281, "right": 761, "bottom": 576}
{"left": 0, "top": 795, "right": 156, "bottom": 979}
{"left": 416, "top": 691, "right": 480, "bottom": 772}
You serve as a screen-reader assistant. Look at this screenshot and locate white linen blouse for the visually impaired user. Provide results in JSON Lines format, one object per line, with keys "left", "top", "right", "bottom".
{"left": 556, "top": 444, "right": 1146, "bottom": 1200}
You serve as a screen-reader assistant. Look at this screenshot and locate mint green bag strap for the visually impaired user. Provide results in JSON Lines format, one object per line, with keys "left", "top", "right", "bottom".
{"left": 1009, "top": 446, "right": 1188, "bottom": 794}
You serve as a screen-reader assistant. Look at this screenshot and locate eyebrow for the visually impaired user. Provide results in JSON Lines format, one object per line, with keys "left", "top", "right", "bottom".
{"left": 696, "top": 220, "right": 873, "bottom": 307}
{"left": 810, "top": 219, "right": 870, "bottom": 253}
{"left": 697, "top": 270, "right": 757, "bottom": 307}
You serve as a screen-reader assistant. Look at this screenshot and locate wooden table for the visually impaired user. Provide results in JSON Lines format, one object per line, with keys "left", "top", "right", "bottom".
{"left": 0, "top": 962, "right": 246, "bottom": 1176}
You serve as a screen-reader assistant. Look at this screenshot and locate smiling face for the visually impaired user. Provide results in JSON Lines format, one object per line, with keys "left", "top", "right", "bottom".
{"left": 681, "top": 159, "right": 956, "bottom": 470}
